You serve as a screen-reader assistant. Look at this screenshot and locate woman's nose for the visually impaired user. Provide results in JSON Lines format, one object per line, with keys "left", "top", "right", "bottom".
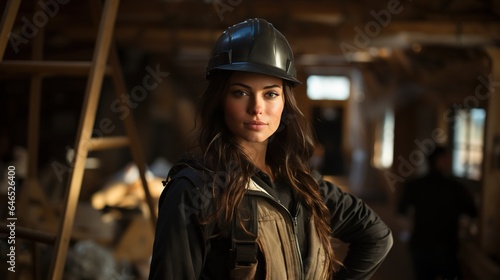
{"left": 248, "top": 96, "right": 263, "bottom": 115}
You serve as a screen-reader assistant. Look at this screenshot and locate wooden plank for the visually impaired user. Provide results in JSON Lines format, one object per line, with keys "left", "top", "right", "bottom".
{"left": 113, "top": 216, "right": 154, "bottom": 262}
{"left": 109, "top": 47, "right": 158, "bottom": 227}
{"left": 0, "top": 223, "right": 56, "bottom": 244}
{"left": 481, "top": 48, "right": 500, "bottom": 256}
{"left": 0, "top": 0, "right": 21, "bottom": 61}
{"left": 27, "top": 5, "right": 44, "bottom": 180}
{"left": 27, "top": 9, "right": 44, "bottom": 279}
{"left": 90, "top": 0, "right": 158, "bottom": 227}
{"left": 49, "top": 0, "right": 121, "bottom": 279}
{"left": 87, "top": 136, "right": 129, "bottom": 151}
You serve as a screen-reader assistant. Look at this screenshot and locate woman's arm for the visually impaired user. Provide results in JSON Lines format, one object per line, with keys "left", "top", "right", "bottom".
{"left": 149, "top": 177, "right": 210, "bottom": 280}
{"left": 319, "top": 179, "right": 393, "bottom": 279}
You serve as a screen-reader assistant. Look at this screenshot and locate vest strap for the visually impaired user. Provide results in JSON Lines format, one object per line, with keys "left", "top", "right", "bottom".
{"left": 230, "top": 195, "right": 258, "bottom": 267}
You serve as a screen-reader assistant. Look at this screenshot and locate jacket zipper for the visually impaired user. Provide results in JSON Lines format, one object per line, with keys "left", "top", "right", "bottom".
{"left": 293, "top": 204, "right": 304, "bottom": 279}
{"left": 247, "top": 189, "right": 305, "bottom": 280}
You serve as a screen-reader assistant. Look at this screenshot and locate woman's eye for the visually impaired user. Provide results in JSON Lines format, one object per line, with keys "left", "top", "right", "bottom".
{"left": 233, "top": 90, "right": 248, "bottom": 97}
{"left": 266, "top": 91, "right": 280, "bottom": 98}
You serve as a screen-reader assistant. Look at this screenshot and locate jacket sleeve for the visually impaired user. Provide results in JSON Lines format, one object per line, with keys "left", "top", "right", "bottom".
{"left": 319, "top": 179, "right": 393, "bottom": 279}
{"left": 148, "top": 177, "right": 211, "bottom": 280}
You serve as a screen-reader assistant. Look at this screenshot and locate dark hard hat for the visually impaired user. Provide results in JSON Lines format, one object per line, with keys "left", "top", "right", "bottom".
{"left": 206, "top": 18, "right": 301, "bottom": 86}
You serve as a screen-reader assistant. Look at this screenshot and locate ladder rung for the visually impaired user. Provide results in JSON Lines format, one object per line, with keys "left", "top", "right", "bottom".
{"left": 0, "top": 60, "right": 112, "bottom": 76}
{"left": 0, "top": 223, "right": 55, "bottom": 244}
{"left": 88, "top": 136, "right": 130, "bottom": 151}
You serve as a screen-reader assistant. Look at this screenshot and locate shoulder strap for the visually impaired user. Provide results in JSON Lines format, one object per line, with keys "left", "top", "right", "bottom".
{"left": 162, "top": 165, "right": 204, "bottom": 187}
{"left": 163, "top": 168, "right": 259, "bottom": 267}
{"left": 158, "top": 167, "right": 204, "bottom": 208}
{"left": 230, "top": 194, "right": 258, "bottom": 267}
{"left": 171, "top": 167, "right": 204, "bottom": 186}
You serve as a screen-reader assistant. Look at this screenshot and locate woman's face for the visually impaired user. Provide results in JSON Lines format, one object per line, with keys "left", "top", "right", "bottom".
{"left": 224, "top": 71, "right": 285, "bottom": 146}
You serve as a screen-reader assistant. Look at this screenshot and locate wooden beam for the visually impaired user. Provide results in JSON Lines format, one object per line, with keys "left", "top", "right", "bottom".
{"left": 0, "top": 60, "right": 112, "bottom": 76}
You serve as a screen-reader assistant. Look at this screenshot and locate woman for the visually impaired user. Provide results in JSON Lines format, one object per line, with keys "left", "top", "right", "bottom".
{"left": 149, "top": 18, "right": 392, "bottom": 279}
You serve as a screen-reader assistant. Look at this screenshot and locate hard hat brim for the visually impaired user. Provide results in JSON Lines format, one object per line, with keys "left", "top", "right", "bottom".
{"left": 208, "top": 62, "right": 302, "bottom": 86}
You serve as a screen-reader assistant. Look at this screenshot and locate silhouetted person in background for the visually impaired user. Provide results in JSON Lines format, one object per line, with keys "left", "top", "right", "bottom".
{"left": 398, "top": 146, "right": 477, "bottom": 280}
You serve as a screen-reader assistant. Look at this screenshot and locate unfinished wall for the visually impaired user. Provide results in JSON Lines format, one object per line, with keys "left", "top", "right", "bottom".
{"left": 481, "top": 48, "right": 500, "bottom": 258}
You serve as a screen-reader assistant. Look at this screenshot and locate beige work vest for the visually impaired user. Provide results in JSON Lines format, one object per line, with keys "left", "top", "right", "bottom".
{"left": 244, "top": 179, "right": 328, "bottom": 280}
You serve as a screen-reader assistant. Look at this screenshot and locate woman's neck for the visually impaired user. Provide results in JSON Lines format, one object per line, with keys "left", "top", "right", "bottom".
{"left": 240, "top": 141, "right": 273, "bottom": 180}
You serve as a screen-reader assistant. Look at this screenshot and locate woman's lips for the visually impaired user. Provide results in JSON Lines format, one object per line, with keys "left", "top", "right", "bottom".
{"left": 244, "top": 120, "right": 267, "bottom": 131}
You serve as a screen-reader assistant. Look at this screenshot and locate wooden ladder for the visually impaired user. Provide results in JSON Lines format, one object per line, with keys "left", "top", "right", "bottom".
{"left": 0, "top": 0, "right": 157, "bottom": 279}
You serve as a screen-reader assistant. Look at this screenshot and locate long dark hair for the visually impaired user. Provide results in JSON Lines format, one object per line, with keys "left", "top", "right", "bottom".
{"left": 184, "top": 70, "right": 337, "bottom": 277}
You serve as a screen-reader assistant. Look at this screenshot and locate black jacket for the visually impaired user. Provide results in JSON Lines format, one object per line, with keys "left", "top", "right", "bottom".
{"left": 149, "top": 168, "right": 393, "bottom": 279}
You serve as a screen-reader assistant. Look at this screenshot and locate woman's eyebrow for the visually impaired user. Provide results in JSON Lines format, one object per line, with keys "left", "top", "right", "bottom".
{"left": 264, "top": 84, "right": 282, "bottom": 89}
{"left": 229, "top": 82, "right": 282, "bottom": 90}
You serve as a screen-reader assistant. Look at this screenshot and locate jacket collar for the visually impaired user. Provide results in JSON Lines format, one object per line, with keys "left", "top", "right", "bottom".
{"left": 246, "top": 179, "right": 272, "bottom": 197}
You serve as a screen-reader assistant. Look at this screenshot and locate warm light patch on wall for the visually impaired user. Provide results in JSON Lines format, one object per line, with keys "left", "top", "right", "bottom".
{"left": 373, "top": 108, "right": 395, "bottom": 169}
{"left": 306, "top": 75, "right": 350, "bottom": 100}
